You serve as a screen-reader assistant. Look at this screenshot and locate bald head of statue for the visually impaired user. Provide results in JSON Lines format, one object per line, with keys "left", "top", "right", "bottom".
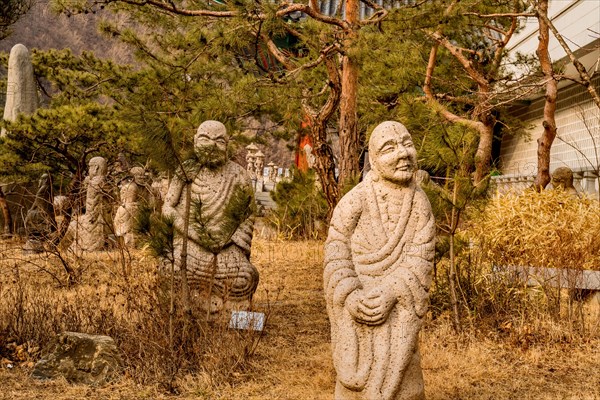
{"left": 369, "top": 121, "right": 418, "bottom": 187}
{"left": 194, "top": 120, "right": 229, "bottom": 170}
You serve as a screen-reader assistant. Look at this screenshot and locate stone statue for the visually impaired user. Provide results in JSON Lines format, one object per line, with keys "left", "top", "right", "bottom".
{"left": 551, "top": 167, "right": 579, "bottom": 197}
{"left": 303, "top": 143, "right": 316, "bottom": 169}
{"left": 246, "top": 153, "right": 256, "bottom": 177}
{"left": 69, "top": 156, "right": 111, "bottom": 252}
{"left": 23, "top": 174, "right": 56, "bottom": 254}
{"left": 2, "top": 44, "right": 39, "bottom": 235}
{"left": 246, "top": 143, "right": 258, "bottom": 180}
{"left": 324, "top": 121, "right": 435, "bottom": 400}
{"left": 254, "top": 150, "right": 265, "bottom": 178}
{"left": 267, "top": 162, "right": 276, "bottom": 183}
{"left": 415, "top": 169, "right": 431, "bottom": 186}
{"left": 114, "top": 167, "right": 151, "bottom": 247}
{"left": 253, "top": 151, "right": 265, "bottom": 192}
{"left": 163, "top": 121, "right": 258, "bottom": 313}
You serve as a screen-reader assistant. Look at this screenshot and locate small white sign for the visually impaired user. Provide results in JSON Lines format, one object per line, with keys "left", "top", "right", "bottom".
{"left": 229, "top": 311, "right": 266, "bottom": 331}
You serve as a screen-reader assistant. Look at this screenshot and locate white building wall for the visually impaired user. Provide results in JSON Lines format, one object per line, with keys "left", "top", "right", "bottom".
{"left": 495, "top": 0, "right": 600, "bottom": 195}
{"left": 500, "top": 75, "right": 600, "bottom": 176}
{"left": 509, "top": 0, "right": 600, "bottom": 67}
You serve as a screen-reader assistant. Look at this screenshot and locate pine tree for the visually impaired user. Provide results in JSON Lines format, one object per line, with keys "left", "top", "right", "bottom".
{"left": 51, "top": 0, "right": 397, "bottom": 217}
{"left": 0, "top": 49, "right": 137, "bottom": 240}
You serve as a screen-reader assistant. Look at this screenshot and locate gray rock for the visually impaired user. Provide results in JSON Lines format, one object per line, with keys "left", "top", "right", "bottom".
{"left": 32, "top": 332, "right": 122, "bottom": 386}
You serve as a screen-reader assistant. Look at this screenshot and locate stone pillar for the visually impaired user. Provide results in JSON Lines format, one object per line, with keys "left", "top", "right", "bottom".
{"left": 1, "top": 44, "right": 39, "bottom": 235}
{"left": 2, "top": 44, "right": 38, "bottom": 136}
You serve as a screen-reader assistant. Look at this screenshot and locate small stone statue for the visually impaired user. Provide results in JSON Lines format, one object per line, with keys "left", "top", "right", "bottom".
{"left": 267, "top": 162, "right": 276, "bottom": 183}
{"left": 303, "top": 143, "right": 316, "bottom": 169}
{"left": 415, "top": 169, "right": 431, "bottom": 186}
{"left": 163, "top": 121, "right": 259, "bottom": 313}
{"left": 246, "top": 143, "right": 258, "bottom": 180}
{"left": 114, "top": 167, "right": 151, "bottom": 247}
{"left": 23, "top": 173, "right": 56, "bottom": 254}
{"left": 254, "top": 151, "right": 265, "bottom": 178}
{"left": 551, "top": 167, "right": 579, "bottom": 197}
{"left": 324, "top": 121, "right": 435, "bottom": 400}
{"left": 69, "top": 156, "right": 111, "bottom": 252}
{"left": 246, "top": 153, "right": 256, "bottom": 178}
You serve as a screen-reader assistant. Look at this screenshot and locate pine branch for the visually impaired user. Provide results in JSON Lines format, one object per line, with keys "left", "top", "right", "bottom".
{"left": 101, "top": 0, "right": 237, "bottom": 17}
{"left": 462, "top": 12, "right": 534, "bottom": 18}
{"left": 422, "top": 42, "right": 486, "bottom": 134}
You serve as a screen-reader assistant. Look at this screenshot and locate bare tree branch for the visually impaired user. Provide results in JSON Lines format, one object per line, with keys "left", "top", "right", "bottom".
{"left": 427, "top": 31, "right": 489, "bottom": 89}
{"left": 463, "top": 11, "right": 534, "bottom": 18}
{"left": 490, "top": 15, "right": 518, "bottom": 75}
{"left": 423, "top": 43, "right": 485, "bottom": 133}
{"left": 105, "top": 0, "right": 237, "bottom": 17}
{"left": 537, "top": 10, "right": 600, "bottom": 109}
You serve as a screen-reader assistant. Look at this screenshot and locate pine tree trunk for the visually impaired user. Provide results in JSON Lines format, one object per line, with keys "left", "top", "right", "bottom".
{"left": 534, "top": 0, "right": 557, "bottom": 190}
{"left": 301, "top": 55, "right": 342, "bottom": 220}
{"left": 338, "top": 0, "right": 361, "bottom": 190}
{"left": 473, "top": 123, "right": 494, "bottom": 186}
{"left": 310, "top": 122, "right": 340, "bottom": 220}
{"left": 179, "top": 182, "right": 193, "bottom": 315}
{"left": 0, "top": 186, "right": 12, "bottom": 236}
{"left": 448, "top": 183, "right": 461, "bottom": 331}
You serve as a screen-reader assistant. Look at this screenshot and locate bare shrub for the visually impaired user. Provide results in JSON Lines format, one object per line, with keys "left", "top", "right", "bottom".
{"left": 0, "top": 242, "right": 268, "bottom": 394}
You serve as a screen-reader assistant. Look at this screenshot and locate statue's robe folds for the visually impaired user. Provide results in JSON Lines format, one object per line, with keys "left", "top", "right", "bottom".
{"left": 163, "top": 161, "right": 258, "bottom": 305}
{"left": 324, "top": 174, "right": 435, "bottom": 400}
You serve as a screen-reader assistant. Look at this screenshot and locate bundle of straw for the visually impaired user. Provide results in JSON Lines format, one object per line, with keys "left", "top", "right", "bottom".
{"left": 470, "top": 189, "right": 600, "bottom": 271}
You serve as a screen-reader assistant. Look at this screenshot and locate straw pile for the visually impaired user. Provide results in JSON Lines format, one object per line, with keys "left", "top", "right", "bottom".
{"left": 470, "top": 189, "right": 600, "bottom": 271}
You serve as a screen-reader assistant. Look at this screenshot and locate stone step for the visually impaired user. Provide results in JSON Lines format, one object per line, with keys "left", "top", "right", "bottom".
{"left": 254, "top": 191, "right": 276, "bottom": 210}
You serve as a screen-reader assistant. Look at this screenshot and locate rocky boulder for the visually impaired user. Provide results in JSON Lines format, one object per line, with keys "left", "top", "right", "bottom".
{"left": 32, "top": 332, "right": 122, "bottom": 386}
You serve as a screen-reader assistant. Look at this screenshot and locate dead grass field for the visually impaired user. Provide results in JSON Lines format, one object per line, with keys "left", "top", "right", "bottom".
{"left": 0, "top": 238, "right": 599, "bottom": 400}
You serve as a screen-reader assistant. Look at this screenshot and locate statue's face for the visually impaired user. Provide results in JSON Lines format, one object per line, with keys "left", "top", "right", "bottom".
{"left": 369, "top": 122, "right": 417, "bottom": 186}
{"left": 194, "top": 122, "right": 227, "bottom": 154}
{"left": 89, "top": 157, "right": 107, "bottom": 178}
{"left": 194, "top": 121, "right": 228, "bottom": 169}
{"left": 131, "top": 167, "right": 146, "bottom": 185}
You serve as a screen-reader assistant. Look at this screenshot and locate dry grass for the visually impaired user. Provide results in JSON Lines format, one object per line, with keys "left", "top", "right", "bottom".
{"left": 470, "top": 189, "right": 600, "bottom": 271}
{"left": 0, "top": 237, "right": 599, "bottom": 399}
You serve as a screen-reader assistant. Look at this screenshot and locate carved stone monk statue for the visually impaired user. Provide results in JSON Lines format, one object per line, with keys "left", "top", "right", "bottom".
{"left": 69, "top": 156, "right": 111, "bottom": 252}
{"left": 23, "top": 173, "right": 56, "bottom": 253}
{"left": 114, "top": 166, "right": 151, "bottom": 247}
{"left": 163, "top": 120, "right": 258, "bottom": 313}
{"left": 324, "top": 121, "right": 435, "bottom": 400}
